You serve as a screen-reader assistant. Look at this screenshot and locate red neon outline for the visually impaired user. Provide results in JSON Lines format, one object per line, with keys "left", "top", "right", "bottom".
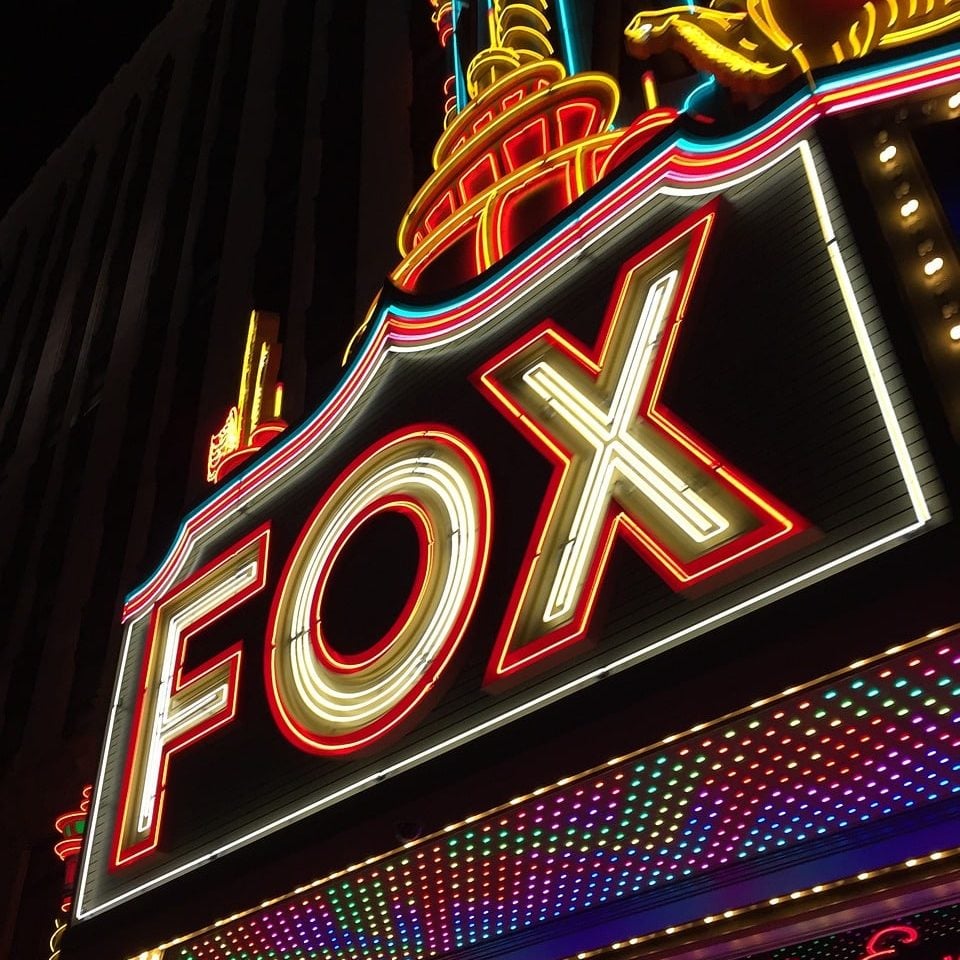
{"left": 120, "top": 53, "right": 960, "bottom": 626}
{"left": 598, "top": 107, "right": 678, "bottom": 179}
{"left": 502, "top": 115, "right": 549, "bottom": 172}
{"left": 265, "top": 426, "right": 493, "bottom": 756}
{"left": 402, "top": 82, "right": 616, "bottom": 260}
{"left": 54, "top": 839, "right": 84, "bottom": 860}
{"left": 308, "top": 495, "right": 433, "bottom": 674}
{"left": 54, "top": 785, "right": 91, "bottom": 837}
{"left": 488, "top": 162, "right": 576, "bottom": 263}
{"left": 458, "top": 152, "right": 500, "bottom": 204}
{"left": 475, "top": 202, "right": 808, "bottom": 684}
{"left": 861, "top": 925, "right": 920, "bottom": 960}
{"left": 111, "top": 524, "right": 270, "bottom": 869}
{"left": 555, "top": 99, "right": 600, "bottom": 145}
{"left": 405, "top": 213, "right": 483, "bottom": 291}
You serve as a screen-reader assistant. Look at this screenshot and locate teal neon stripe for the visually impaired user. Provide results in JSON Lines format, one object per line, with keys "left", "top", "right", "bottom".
{"left": 682, "top": 76, "right": 715, "bottom": 113}
{"left": 451, "top": 0, "right": 468, "bottom": 111}
{"left": 815, "top": 39, "right": 960, "bottom": 91}
{"left": 554, "top": 0, "right": 580, "bottom": 75}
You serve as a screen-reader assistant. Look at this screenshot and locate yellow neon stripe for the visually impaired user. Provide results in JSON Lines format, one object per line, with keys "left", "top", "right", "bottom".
{"left": 750, "top": 0, "right": 793, "bottom": 51}
{"left": 862, "top": 2, "right": 878, "bottom": 52}
{"left": 848, "top": 20, "right": 863, "bottom": 58}
{"left": 879, "top": 10, "right": 960, "bottom": 45}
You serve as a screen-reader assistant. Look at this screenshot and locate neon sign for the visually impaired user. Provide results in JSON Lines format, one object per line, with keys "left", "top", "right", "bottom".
{"left": 477, "top": 201, "right": 806, "bottom": 682}
{"left": 113, "top": 527, "right": 270, "bottom": 866}
{"left": 265, "top": 427, "right": 492, "bottom": 755}
{"left": 75, "top": 47, "right": 957, "bottom": 921}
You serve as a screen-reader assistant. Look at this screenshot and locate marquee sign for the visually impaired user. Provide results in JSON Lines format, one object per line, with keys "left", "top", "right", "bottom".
{"left": 76, "top": 50, "right": 957, "bottom": 919}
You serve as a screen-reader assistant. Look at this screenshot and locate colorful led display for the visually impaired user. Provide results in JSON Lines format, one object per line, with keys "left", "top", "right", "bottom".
{"left": 139, "top": 631, "right": 960, "bottom": 960}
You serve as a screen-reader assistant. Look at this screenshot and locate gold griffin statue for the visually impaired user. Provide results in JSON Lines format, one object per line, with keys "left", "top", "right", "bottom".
{"left": 625, "top": 0, "right": 960, "bottom": 94}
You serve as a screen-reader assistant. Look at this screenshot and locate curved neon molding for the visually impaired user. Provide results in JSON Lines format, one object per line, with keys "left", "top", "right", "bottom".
{"left": 266, "top": 427, "right": 492, "bottom": 755}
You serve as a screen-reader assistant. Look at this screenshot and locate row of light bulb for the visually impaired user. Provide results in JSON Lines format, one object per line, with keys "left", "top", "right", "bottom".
{"left": 877, "top": 88, "right": 960, "bottom": 342}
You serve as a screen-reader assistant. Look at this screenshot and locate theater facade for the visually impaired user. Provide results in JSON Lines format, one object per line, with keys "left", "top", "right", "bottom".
{"left": 30, "top": 3, "right": 960, "bottom": 960}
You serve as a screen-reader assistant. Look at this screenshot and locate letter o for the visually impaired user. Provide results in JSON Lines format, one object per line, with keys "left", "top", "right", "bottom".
{"left": 266, "top": 427, "right": 492, "bottom": 754}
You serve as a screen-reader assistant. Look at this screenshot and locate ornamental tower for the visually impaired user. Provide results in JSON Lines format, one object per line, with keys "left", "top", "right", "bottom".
{"left": 389, "top": 1, "right": 674, "bottom": 297}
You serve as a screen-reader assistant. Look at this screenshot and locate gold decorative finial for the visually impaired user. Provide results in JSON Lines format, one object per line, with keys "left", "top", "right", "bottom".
{"left": 342, "top": 0, "right": 683, "bottom": 361}
{"left": 467, "top": 0, "right": 556, "bottom": 97}
{"left": 207, "top": 310, "right": 287, "bottom": 484}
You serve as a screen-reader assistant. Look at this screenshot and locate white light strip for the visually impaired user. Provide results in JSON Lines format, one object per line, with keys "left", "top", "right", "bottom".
{"left": 797, "top": 140, "right": 930, "bottom": 526}
{"left": 75, "top": 619, "right": 136, "bottom": 916}
{"left": 517, "top": 266, "right": 734, "bottom": 625}
{"left": 277, "top": 451, "right": 480, "bottom": 732}
{"left": 76, "top": 139, "right": 936, "bottom": 920}
{"left": 137, "top": 561, "right": 259, "bottom": 833}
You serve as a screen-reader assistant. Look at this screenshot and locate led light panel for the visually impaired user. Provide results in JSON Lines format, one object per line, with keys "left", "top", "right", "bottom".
{"left": 158, "top": 633, "right": 960, "bottom": 960}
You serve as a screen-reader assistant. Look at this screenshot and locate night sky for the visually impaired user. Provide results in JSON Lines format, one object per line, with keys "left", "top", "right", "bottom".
{"left": 0, "top": 0, "right": 173, "bottom": 218}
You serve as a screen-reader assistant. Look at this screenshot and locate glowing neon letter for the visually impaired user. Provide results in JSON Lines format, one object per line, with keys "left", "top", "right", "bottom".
{"left": 477, "top": 203, "right": 807, "bottom": 683}
{"left": 861, "top": 925, "right": 920, "bottom": 960}
{"left": 266, "top": 427, "right": 492, "bottom": 755}
{"left": 113, "top": 526, "right": 270, "bottom": 867}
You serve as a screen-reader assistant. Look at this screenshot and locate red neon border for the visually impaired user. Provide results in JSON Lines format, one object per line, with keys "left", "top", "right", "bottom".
{"left": 308, "top": 495, "right": 433, "bottom": 674}
{"left": 475, "top": 202, "right": 808, "bottom": 685}
{"left": 111, "top": 524, "right": 271, "bottom": 869}
{"left": 119, "top": 53, "right": 960, "bottom": 629}
{"left": 264, "top": 425, "right": 493, "bottom": 756}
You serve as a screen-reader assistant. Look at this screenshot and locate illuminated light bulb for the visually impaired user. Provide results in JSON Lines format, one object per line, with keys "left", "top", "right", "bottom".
{"left": 949, "top": 324, "right": 960, "bottom": 342}
{"left": 949, "top": 92, "right": 960, "bottom": 110}
{"left": 924, "top": 257, "right": 944, "bottom": 277}
{"left": 879, "top": 144, "right": 898, "bottom": 163}
{"left": 900, "top": 199, "right": 919, "bottom": 218}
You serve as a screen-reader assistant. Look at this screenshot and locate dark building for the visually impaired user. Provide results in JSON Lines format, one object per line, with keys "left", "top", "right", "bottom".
{"left": 2, "top": 4, "right": 960, "bottom": 960}
{"left": 0, "top": 1, "right": 439, "bottom": 953}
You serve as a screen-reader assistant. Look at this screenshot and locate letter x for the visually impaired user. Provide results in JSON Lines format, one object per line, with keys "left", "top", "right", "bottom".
{"left": 476, "top": 203, "right": 807, "bottom": 684}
